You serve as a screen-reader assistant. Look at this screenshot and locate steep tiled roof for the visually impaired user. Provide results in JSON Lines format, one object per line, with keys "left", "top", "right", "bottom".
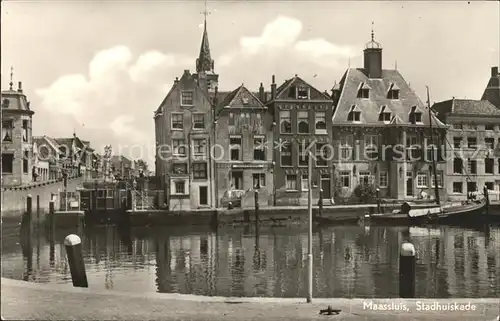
{"left": 332, "top": 68, "right": 446, "bottom": 127}
{"left": 275, "top": 75, "right": 332, "bottom": 101}
{"left": 481, "top": 67, "right": 500, "bottom": 108}
{"left": 196, "top": 21, "right": 213, "bottom": 73}
{"left": 216, "top": 85, "right": 266, "bottom": 116}
{"left": 432, "top": 99, "right": 500, "bottom": 116}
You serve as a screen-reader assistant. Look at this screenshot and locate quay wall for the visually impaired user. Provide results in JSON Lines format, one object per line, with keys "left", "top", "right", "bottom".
{"left": 1, "top": 177, "right": 85, "bottom": 217}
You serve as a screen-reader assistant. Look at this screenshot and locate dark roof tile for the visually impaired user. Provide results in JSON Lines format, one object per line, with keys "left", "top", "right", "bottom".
{"left": 332, "top": 68, "right": 446, "bottom": 127}
{"left": 432, "top": 99, "right": 500, "bottom": 116}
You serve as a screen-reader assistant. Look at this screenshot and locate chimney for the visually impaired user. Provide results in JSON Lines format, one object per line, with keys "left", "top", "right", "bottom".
{"left": 174, "top": 77, "right": 179, "bottom": 84}
{"left": 259, "top": 82, "right": 265, "bottom": 102}
{"left": 271, "top": 75, "right": 277, "bottom": 100}
{"left": 17, "top": 81, "right": 23, "bottom": 93}
{"left": 491, "top": 66, "right": 499, "bottom": 77}
{"left": 364, "top": 48, "right": 382, "bottom": 78}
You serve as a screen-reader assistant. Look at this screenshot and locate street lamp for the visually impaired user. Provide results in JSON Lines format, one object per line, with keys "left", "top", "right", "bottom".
{"left": 307, "top": 151, "right": 313, "bottom": 303}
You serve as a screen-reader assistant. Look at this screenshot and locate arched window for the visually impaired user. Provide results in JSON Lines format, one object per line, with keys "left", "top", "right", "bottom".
{"left": 280, "top": 110, "right": 291, "bottom": 133}
{"left": 297, "top": 111, "right": 309, "bottom": 133}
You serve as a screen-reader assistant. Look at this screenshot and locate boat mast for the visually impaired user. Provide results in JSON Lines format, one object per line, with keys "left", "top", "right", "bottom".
{"left": 426, "top": 86, "right": 440, "bottom": 206}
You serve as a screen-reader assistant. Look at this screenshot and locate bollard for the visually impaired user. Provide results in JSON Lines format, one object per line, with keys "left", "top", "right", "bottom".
{"left": 36, "top": 195, "right": 40, "bottom": 221}
{"left": 254, "top": 190, "right": 259, "bottom": 223}
{"left": 399, "top": 242, "right": 416, "bottom": 298}
{"left": 483, "top": 185, "right": 490, "bottom": 215}
{"left": 376, "top": 188, "right": 381, "bottom": 213}
{"left": 64, "top": 234, "right": 88, "bottom": 288}
{"left": 320, "top": 189, "right": 324, "bottom": 215}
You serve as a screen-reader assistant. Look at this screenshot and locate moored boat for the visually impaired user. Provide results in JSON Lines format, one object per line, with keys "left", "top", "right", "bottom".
{"left": 362, "top": 198, "right": 488, "bottom": 225}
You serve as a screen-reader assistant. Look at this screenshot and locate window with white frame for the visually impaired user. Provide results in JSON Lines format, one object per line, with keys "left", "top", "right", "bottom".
{"left": 297, "top": 86, "right": 309, "bottom": 99}
{"left": 416, "top": 172, "right": 428, "bottom": 188}
{"left": 298, "top": 141, "right": 309, "bottom": 166}
{"left": 252, "top": 173, "right": 266, "bottom": 188}
{"left": 193, "top": 139, "right": 206, "bottom": 155}
{"left": 253, "top": 136, "right": 266, "bottom": 161}
{"left": 406, "top": 134, "right": 419, "bottom": 160}
{"left": 409, "top": 107, "right": 423, "bottom": 124}
{"left": 358, "top": 171, "right": 371, "bottom": 186}
{"left": 193, "top": 163, "right": 207, "bottom": 179}
{"left": 280, "top": 110, "right": 292, "bottom": 133}
{"left": 340, "top": 135, "right": 353, "bottom": 161}
{"left": 230, "top": 136, "right": 242, "bottom": 161}
{"left": 2, "top": 120, "right": 13, "bottom": 142}
{"left": 340, "top": 171, "right": 350, "bottom": 188}
{"left": 431, "top": 170, "right": 443, "bottom": 187}
{"left": 229, "top": 112, "right": 235, "bottom": 125}
{"left": 452, "top": 182, "right": 463, "bottom": 193}
{"left": 315, "top": 112, "right": 326, "bottom": 134}
{"left": 171, "top": 113, "right": 183, "bottom": 130}
{"left": 286, "top": 174, "right": 297, "bottom": 190}
{"left": 297, "top": 111, "right": 309, "bottom": 134}
{"left": 364, "top": 135, "right": 379, "bottom": 160}
{"left": 379, "top": 171, "right": 388, "bottom": 188}
{"left": 172, "top": 163, "right": 188, "bottom": 174}
{"left": 175, "top": 181, "right": 186, "bottom": 194}
{"left": 181, "top": 91, "right": 194, "bottom": 106}
{"left": 315, "top": 143, "right": 328, "bottom": 166}
{"left": 192, "top": 113, "right": 205, "bottom": 129}
{"left": 281, "top": 140, "right": 292, "bottom": 166}
{"left": 172, "top": 139, "right": 186, "bottom": 156}
{"left": 301, "top": 174, "right": 309, "bottom": 191}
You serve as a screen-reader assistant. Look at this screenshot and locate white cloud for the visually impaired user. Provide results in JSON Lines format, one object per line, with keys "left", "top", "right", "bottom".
{"left": 218, "top": 16, "right": 352, "bottom": 69}
{"left": 129, "top": 51, "right": 177, "bottom": 82}
{"left": 109, "top": 115, "right": 146, "bottom": 143}
{"left": 239, "top": 16, "right": 302, "bottom": 55}
{"left": 36, "top": 45, "right": 193, "bottom": 163}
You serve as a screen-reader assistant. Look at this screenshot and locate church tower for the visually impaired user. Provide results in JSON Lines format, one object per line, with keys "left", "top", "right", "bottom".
{"left": 193, "top": 2, "right": 219, "bottom": 94}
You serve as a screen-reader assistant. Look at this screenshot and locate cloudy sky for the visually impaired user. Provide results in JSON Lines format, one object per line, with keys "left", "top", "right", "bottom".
{"left": 1, "top": 1, "right": 499, "bottom": 169}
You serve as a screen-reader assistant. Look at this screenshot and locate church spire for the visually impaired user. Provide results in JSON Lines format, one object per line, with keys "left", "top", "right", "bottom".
{"left": 196, "top": 0, "right": 213, "bottom": 73}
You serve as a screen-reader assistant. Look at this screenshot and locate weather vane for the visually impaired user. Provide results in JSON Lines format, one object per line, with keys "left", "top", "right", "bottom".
{"left": 9, "top": 66, "right": 14, "bottom": 90}
{"left": 371, "top": 21, "right": 375, "bottom": 41}
{"left": 201, "top": 0, "right": 211, "bottom": 22}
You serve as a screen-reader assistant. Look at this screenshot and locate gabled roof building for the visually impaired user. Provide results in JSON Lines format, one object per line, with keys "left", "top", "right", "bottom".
{"left": 331, "top": 30, "right": 448, "bottom": 201}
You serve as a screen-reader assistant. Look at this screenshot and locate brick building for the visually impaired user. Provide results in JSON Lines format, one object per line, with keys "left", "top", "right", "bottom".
{"left": 213, "top": 84, "right": 274, "bottom": 208}
{"left": 268, "top": 74, "right": 334, "bottom": 206}
{"left": 331, "top": 31, "right": 448, "bottom": 202}
{"left": 481, "top": 66, "right": 500, "bottom": 109}
{"left": 154, "top": 15, "right": 218, "bottom": 210}
{"left": 432, "top": 99, "right": 500, "bottom": 201}
{"left": 1, "top": 81, "right": 35, "bottom": 187}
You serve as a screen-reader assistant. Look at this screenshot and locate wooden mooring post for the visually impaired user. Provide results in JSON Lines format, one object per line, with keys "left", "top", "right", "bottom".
{"left": 64, "top": 234, "right": 88, "bottom": 288}
{"left": 36, "top": 195, "right": 40, "bottom": 222}
{"left": 254, "top": 189, "right": 259, "bottom": 224}
{"left": 399, "top": 242, "right": 416, "bottom": 298}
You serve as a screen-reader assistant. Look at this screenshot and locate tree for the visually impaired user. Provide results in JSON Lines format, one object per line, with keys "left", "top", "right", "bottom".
{"left": 135, "top": 159, "right": 148, "bottom": 172}
{"left": 352, "top": 183, "right": 377, "bottom": 204}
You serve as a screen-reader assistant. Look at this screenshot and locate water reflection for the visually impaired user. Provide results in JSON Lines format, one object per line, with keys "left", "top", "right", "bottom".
{"left": 2, "top": 221, "right": 500, "bottom": 298}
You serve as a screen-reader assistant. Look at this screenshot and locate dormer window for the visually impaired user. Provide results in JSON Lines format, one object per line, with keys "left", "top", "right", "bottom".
{"left": 181, "top": 91, "right": 194, "bottom": 106}
{"left": 409, "top": 106, "right": 423, "bottom": 124}
{"left": 387, "top": 83, "right": 400, "bottom": 99}
{"left": 357, "top": 83, "right": 370, "bottom": 99}
{"left": 347, "top": 105, "right": 361, "bottom": 122}
{"left": 378, "top": 105, "right": 392, "bottom": 122}
{"left": 242, "top": 97, "right": 249, "bottom": 105}
{"left": 297, "top": 86, "right": 309, "bottom": 99}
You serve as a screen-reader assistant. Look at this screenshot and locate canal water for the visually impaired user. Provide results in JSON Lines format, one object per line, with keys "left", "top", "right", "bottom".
{"left": 2, "top": 218, "right": 499, "bottom": 298}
